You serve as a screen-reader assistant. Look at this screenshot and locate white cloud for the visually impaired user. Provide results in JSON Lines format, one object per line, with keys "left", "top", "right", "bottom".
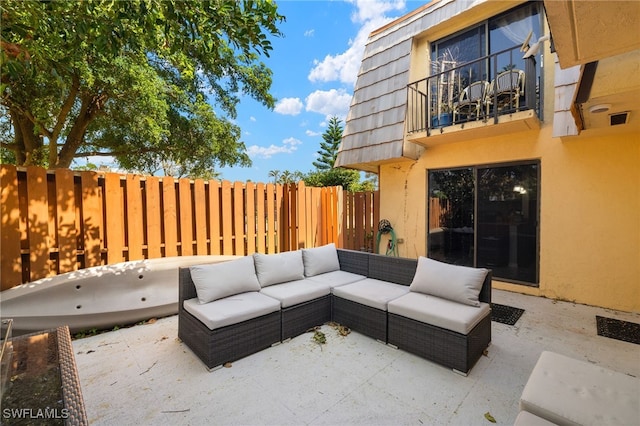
{"left": 308, "top": 0, "right": 406, "bottom": 85}
{"left": 304, "top": 29, "right": 315, "bottom": 37}
{"left": 274, "top": 97, "right": 304, "bottom": 115}
{"left": 306, "top": 129, "right": 322, "bottom": 137}
{"left": 305, "top": 88, "right": 352, "bottom": 118}
{"left": 249, "top": 116, "right": 256, "bottom": 122}
{"left": 246, "top": 137, "right": 302, "bottom": 159}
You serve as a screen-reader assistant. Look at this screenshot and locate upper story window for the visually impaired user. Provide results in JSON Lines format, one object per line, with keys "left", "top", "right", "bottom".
{"left": 406, "top": 2, "right": 544, "bottom": 136}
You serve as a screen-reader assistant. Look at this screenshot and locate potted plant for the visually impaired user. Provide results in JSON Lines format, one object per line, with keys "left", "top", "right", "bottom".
{"left": 430, "top": 49, "right": 458, "bottom": 128}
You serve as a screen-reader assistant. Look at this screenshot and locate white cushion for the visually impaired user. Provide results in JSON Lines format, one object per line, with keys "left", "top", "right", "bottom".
{"left": 387, "top": 292, "right": 490, "bottom": 335}
{"left": 259, "top": 280, "right": 331, "bottom": 308}
{"left": 513, "top": 411, "right": 558, "bottom": 426}
{"left": 183, "top": 292, "right": 280, "bottom": 330}
{"left": 409, "top": 256, "right": 488, "bottom": 307}
{"left": 306, "top": 270, "right": 366, "bottom": 289}
{"left": 302, "top": 243, "right": 340, "bottom": 277}
{"left": 332, "top": 278, "right": 410, "bottom": 311}
{"left": 253, "top": 251, "right": 305, "bottom": 287}
{"left": 520, "top": 351, "right": 640, "bottom": 426}
{"left": 189, "top": 257, "right": 260, "bottom": 304}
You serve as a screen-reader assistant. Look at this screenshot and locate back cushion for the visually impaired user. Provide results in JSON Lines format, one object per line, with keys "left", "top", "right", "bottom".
{"left": 253, "top": 251, "right": 305, "bottom": 287}
{"left": 409, "top": 257, "right": 488, "bottom": 307}
{"left": 190, "top": 256, "right": 261, "bottom": 304}
{"left": 302, "top": 243, "right": 340, "bottom": 277}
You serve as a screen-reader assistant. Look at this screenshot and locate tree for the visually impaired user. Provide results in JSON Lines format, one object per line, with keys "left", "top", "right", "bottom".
{"left": 1, "top": 0, "right": 284, "bottom": 176}
{"left": 312, "top": 116, "right": 343, "bottom": 170}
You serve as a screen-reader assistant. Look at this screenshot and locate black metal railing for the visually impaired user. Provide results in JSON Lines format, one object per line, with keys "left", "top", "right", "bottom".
{"left": 407, "top": 45, "right": 541, "bottom": 135}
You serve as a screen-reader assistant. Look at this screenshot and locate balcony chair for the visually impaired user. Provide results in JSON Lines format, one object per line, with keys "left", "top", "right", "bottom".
{"left": 453, "top": 80, "right": 489, "bottom": 124}
{"left": 485, "top": 69, "right": 525, "bottom": 114}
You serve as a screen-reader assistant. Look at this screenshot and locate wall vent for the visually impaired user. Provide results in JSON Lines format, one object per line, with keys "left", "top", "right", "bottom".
{"left": 609, "top": 112, "right": 629, "bottom": 126}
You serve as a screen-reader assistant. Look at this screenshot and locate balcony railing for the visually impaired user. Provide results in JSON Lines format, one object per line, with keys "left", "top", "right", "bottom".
{"left": 407, "top": 45, "right": 541, "bottom": 135}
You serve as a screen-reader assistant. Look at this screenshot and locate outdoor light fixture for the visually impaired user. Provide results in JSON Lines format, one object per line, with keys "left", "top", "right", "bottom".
{"left": 589, "top": 104, "right": 612, "bottom": 114}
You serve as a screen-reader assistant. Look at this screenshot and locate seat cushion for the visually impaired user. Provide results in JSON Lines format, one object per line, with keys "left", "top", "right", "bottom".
{"left": 387, "top": 292, "right": 490, "bottom": 335}
{"left": 259, "top": 279, "right": 331, "bottom": 308}
{"left": 513, "top": 411, "right": 558, "bottom": 426}
{"left": 306, "top": 270, "right": 366, "bottom": 289}
{"left": 409, "top": 256, "right": 488, "bottom": 307}
{"left": 189, "top": 256, "right": 261, "bottom": 304}
{"left": 520, "top": 351, "right": 640, "bottom": 426}
{"left": 302, "top": 243, "right": 340, "bottom": 277}
{"left": 254, "top": 251, "right": 305, "bottom": 287}
{"left": 332, "top": 278, "right": 410, "bottom": 311}
{"left": 183, "top": 292, "right": 281, "bottom": 330}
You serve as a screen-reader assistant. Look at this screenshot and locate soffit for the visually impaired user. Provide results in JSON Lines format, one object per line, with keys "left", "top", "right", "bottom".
{"left": 544, "top": 0, "right": 640, "bottom": 69}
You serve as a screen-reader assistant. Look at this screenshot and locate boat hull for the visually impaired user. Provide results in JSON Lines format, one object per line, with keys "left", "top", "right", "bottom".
{"left": 0, "top": 255, "right": 238, "bottom": 335}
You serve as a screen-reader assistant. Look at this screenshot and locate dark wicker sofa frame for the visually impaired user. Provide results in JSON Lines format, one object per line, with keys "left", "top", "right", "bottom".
{"left": 178, "top": 267, "right": 281, "bottom": 370}
{"left": 178, "top": 249, "right": 492, "bottom": 374}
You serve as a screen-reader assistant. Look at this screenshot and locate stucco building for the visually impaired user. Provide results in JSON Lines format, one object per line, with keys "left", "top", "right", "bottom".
{"left": 336, "top": 0, "right": 639, "bottom": 312}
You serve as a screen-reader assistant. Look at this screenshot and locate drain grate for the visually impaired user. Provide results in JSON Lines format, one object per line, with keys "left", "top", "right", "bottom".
{"left": 491, "top": 303, "right": 524, "bottom": 326}
{"left": 596, "top": 316, "right": 640, "bottom": 345}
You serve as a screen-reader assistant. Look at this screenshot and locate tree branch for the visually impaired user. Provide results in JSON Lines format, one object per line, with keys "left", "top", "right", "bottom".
{"left": 49, "top": 74, "right": 80, "bottom": 165}
{"left": 74, "top": 147, "right": 167, "bottom": 158}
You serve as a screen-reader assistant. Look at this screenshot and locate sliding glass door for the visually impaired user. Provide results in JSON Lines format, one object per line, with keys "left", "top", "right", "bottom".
{"left": 428, "top": 162, "right": 539, "bottom": 285}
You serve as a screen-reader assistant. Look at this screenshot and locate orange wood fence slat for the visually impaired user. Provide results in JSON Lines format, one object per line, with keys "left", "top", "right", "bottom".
{"left": 208, "top": 180, "right": 221, "bottom": 255}
{"left": 125, "top": 174, "right": 144, "bottom": 261}
{"left": 104, "top": 173, "right": 124, "bottom": 264}
{"left": 193, "top": 179, "right": 207, "bottom": 255}
{"left": 178, "top": 178, "right": 193, "bottom": 256}
{"left": 26, "top": 166, "right": 50, "bottom": 280}
{"left": 162, "top": 178, "right": 178, "bottom": 257}
{"left": 0, "top": 165, "right": 378, "bottom": 289}
{"left": 54, "top": 169, "right": 77, "bottom": 273}
{"left": 145, "top": 176, "right": 162, "bottom": 259}
{"left": 1, "top": 165, "right": 22, "bottom": 289}
{"left": 245, "top": 182, "right": 256, "bottom": 254}
{"left": 232, "top": 181, "right": 245, "bottom": 256}
{"left": 220, "top": 180, "right": 233, "bottom": 255}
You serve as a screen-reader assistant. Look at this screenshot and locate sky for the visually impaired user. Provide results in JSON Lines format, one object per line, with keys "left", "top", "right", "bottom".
{"left": 216, "top": 0, "right": 424, "bottom": 183}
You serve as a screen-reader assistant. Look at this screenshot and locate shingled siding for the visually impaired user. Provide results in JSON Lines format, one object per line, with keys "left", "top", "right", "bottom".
{"left": 337, "top": 0, "right": 484, "bottom": 170}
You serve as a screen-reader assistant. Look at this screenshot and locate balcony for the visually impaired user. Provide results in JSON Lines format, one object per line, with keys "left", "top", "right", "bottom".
{"left": 407, "top": 45, "right": 542, "bottom": 147}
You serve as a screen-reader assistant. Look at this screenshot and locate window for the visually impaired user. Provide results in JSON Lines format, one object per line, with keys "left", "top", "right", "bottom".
{"left": 428, "top": 162, "right": 539, "bottom": 285}
{"left": 430, "top": 2, "right": 542, "bottom": 76}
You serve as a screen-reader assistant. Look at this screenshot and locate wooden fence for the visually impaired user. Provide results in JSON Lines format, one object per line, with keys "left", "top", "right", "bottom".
{"left": 0, "top": 165, "right": 378, "bottom": 290}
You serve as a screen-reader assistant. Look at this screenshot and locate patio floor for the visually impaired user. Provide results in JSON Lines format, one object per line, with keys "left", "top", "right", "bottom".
{"left": 72, "top": 289, "right": 640, "bottom": 425}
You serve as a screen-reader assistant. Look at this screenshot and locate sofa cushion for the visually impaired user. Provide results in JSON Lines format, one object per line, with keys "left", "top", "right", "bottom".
{"left": 302, "top": 243, "right": 340, "bottom": 277}
{"left": 520, "top": 351, "right": 640, "bottom": 426}
{"left": 513, "top": 411, "right": 557, "bottom": 426}
{"left": 183, "top": 291, "right": 281, "bottom": 330}
{"left": 189, "top": 256, "right": 261, "bottom": 304}
{"left": 332, "top": 278, "right": 410, "bottom": 311}
{"left": 259, "top": 280, "right": 331, "bottom": 308}
{"left": 305, "top": 270, "right": 366, "bottom": 289}
{"left": 254, "top": 251, "right": 305, "bottom": 287}
{"left": 409, "top": 256, "right": 488, "bottom": 307}
{"left": 387, "top": 292, "right": 490, "bottom": 335}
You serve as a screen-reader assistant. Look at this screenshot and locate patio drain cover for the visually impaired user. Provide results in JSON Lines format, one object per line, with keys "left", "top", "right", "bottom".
{"left": 596, "top": 316, "right": 640, "bottom": 345}
{"left": 491, "top": 303, "right": 524, "bottom": 326}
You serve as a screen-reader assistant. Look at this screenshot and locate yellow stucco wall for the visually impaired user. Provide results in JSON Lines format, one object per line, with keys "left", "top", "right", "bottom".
{"left": 379, "top": 126, "right": 640, "bottom": 313}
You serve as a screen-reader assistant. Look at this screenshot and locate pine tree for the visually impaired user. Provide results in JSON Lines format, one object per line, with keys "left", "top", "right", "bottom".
{"left": 312, "top": 116, "right": 343, "bottom": 170}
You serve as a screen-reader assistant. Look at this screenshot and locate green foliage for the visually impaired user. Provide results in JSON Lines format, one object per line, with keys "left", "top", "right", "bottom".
{"left": 304, "top": 168, "right": 374, "bottom": 192}
{"left": 1, "top": 0, "right": 284, "bottom": 177}
{"left": 312, "top": 116, "right": 343, "bottom": 170}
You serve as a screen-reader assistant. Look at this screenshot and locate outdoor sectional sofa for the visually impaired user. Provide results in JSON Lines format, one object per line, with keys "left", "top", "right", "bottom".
{"left": 178, "top": 244, "right": 492, "bottom": 375}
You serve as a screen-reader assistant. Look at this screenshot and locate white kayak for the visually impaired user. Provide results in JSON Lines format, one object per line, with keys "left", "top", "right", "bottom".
{"left": 0, "top": 255, "right": 238, "bottom": 335}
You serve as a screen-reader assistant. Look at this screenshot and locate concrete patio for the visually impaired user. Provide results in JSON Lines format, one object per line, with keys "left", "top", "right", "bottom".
{"left": 72, "top": 289, "right": 640, "bottom": 425}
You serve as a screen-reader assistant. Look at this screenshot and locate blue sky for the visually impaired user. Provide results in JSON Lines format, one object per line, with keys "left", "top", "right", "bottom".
{"left": 217, "top": 0, "right": 423, "bottom": 183}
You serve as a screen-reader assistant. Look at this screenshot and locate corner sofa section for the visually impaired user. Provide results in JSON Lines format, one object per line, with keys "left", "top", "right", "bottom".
{"left": 178, "top": 245, "right": 492, "bottom": 374}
